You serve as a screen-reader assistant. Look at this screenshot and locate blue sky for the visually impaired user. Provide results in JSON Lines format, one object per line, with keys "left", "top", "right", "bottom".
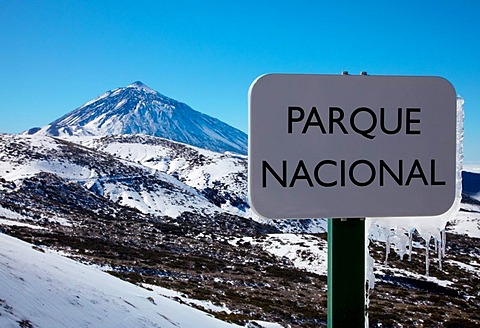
{"left": 1, "top": 0, "right": 479, "bottom": 163}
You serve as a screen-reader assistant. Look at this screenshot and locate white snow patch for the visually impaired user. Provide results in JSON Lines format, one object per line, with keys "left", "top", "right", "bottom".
{"left": 249, "top": 321, "right": 285, "bottom": 328}
{"left": 447, "top": 259, "right": 480, "bottom": 275}
{"left": 114, "top": 99, "right": 128, "bottom": 110}
{"left": 168, "top": 158, "right": 188, "bottom": 173}
{"left": 0, "top": 218, "right": 45, "bottom": 230}
{"left": 0, "top": 207, "right": 27, "bottom": 222}
{"left": 143, "top": 284, "right": 233, "bottom": 314}
{"left": 231, "top": 234, "right": 327, "bottom": 276}
{"left": 464, "top": 164, "right": 480, "bottom": 174}
{"left": 373, "top": 262, "right": 454, "bottom": 288}
{"left": 447, "top": 210, "right": 480, "bottom": 238}
{"left": 1, "top": 160, "right": 94, "bottom": 182}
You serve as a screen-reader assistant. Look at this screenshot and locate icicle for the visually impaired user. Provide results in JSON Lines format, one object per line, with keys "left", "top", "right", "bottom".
{"left": 441, "top": 229, "right": 447, "bottom": 258}
{"left": 425, "top": 238, "right": 430, "bottom": 276}
{"left": 408, "top": 229, "right": 413, "bottom": 262}
{"left": 366, "top": 240, "right": 375, "bottom": 290}
{"left": 438, "top": 229, "right": 446, "bottom": 271}
{"left": 438, "top": 238, "right": 443, "bottom": 271}
{"left": 434, "top": 237, "right": 438, "bottom": 254}
{"left": 384, "top": 232, "right": 390, "bottom": 264}
{"left": 394, "top": 233, "right": 408, "bottom": 261}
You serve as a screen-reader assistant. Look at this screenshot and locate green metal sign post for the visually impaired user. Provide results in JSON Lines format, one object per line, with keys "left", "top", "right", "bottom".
{"left": 328, "top": 218, "right": 366, "bottom": 328}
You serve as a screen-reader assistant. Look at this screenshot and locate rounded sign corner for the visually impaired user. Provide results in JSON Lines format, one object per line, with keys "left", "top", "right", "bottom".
{"left": 434, "top": 193, "right": 458, "bottom": 218}
{"left": 430, "top": 76, "right": 457, "bottom": 97}
{"left": 248, "top": 193, "right": 272, "bottom": 220}
{"left": 249, "top": 73, "right": 276, "bottom": 88}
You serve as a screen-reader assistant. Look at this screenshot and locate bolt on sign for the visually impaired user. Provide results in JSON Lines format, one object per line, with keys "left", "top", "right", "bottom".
{"left": 248, "top": 74, "right": 457, "bottom": 218}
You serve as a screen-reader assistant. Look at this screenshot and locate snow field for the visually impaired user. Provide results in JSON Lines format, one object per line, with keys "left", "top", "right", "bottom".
{"left": 0, "top": 232, "right": 243, "bottom": 328}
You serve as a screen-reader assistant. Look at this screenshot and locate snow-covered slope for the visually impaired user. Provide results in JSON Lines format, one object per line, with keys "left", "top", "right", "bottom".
{"left": 0, "top": 232, "right": 241, "bottom": 328}
{"left": 0, "top": 134, "right": 226, "bottom": 219}
{"left": 26, "top": 81, "right": 247, "bottom": 155}
{"left": 82, "top": 134, "right": 250, "bottom": 216}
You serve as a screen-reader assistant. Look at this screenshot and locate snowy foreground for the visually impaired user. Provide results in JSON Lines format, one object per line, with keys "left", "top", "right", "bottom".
{"left": 0, "top": 233, "right": 247, "bottom": 328}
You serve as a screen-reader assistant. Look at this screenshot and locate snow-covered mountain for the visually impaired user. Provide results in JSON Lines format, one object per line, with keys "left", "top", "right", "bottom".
{"left": 26, "top": 81, "right": 248, "bottom": 155}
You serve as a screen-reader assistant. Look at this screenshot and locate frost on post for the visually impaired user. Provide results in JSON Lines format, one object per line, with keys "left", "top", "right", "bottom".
{"left": 366, "top": 97, "right": 464, "bottom": 287}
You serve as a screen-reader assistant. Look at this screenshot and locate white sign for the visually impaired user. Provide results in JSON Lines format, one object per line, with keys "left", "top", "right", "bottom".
{"left": 248, "top": 74, "right": 456, "bottom": 218}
